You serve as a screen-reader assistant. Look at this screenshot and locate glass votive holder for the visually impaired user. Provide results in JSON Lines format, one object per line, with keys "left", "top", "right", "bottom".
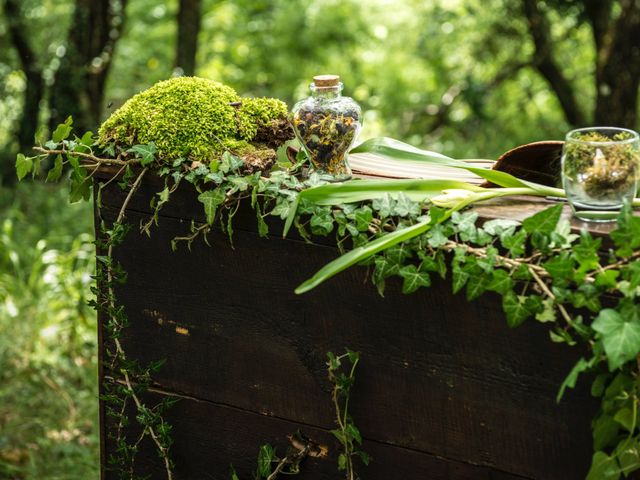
{"left": 561, "top": 127, "right": 639, "bottom": 222}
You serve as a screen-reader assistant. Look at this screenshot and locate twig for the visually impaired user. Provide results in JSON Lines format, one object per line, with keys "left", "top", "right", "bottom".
{"left": 529, "top": 266, "right": 573, "bottom": 326}
{"left": 266, "top": 444, "right": 311, "bottom": 480}
{"left": 33, "top": 146, "right": 140, "bottom": 166}
{"left": 441, "top": 241, "right": 549, "bottom": 277}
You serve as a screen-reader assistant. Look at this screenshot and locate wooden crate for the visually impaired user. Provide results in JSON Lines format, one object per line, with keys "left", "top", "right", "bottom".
{"left": 96, "top": 176, "right": 599, "bottom": 479}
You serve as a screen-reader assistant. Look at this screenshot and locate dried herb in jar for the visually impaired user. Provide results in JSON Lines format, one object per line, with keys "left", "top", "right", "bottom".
{"left": 292, "top": 75, "right": 362, "bottom": 179}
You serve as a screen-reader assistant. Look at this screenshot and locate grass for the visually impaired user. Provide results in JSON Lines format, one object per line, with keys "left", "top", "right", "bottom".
{"left": 0, "top": 181, "right": 99, "bottom": 479}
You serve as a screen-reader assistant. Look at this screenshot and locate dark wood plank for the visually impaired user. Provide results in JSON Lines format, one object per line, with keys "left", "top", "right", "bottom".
{"left": 98, "top": 200, "right": 598, "bottom": 479}
{"left": 104, "top": 388, "right": 528, "bottom": 480}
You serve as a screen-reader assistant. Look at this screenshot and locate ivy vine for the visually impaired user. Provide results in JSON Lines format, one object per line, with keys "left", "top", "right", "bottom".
{"left": 18, "top": 118, "right": 640, "bottom": 479}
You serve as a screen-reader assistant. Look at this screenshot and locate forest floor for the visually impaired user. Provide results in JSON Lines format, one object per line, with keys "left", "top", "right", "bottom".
{"left": 0, "top": 182, "right": 99, "bottom": 479}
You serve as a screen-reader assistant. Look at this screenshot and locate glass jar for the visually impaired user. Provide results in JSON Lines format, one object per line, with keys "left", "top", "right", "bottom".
{"left": 292, "top": 75, "right": 362, "bottom": 180}
{"left": 561, "top": 127, "right": 640, "bottom": 222}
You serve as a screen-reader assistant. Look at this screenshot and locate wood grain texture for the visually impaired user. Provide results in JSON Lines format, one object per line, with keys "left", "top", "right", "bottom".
{"left": 96, "top": 173, "right": 600, "bottom": 479}
{"left": 104, "top": 389, "right": 527, "bottom": 480}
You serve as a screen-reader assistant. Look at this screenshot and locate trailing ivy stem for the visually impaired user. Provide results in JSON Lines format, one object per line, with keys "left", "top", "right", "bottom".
{"left": 33, "top": 146, "right": 140, "bottom": 166}
{"left": 103, "top": 167, "right": 174, "bottom": 480}
{"left": 528, "top": 266, "right": 573, "bottom": 326}
{"left": 342, "top": 357, "right": 359, "bottom": 434}
{"left": 265, "top": 443, "right": 311, "bottom": 480}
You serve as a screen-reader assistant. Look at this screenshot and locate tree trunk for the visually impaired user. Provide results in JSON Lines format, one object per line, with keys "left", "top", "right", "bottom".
{"left": 3, "top": 0, "right": 45, "bottom": 154}
{"left": 592, "top": 0, "right": 640, "bottom": 128}
{"left": 49, "top": 0, "right": 128, "bottom": 133}
{"left": 176, "top": 0, "right": 202, "bottom": 76}
{"left": 522, "top": 0, "right": 587, "bottom": 127}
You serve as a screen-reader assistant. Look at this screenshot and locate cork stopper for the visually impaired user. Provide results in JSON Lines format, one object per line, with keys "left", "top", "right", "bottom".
{"left": 313, "top": 75, "right": 340, "bottom": 87}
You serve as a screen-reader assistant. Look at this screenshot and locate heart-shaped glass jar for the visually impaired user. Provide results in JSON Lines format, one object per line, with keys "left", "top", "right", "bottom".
{"left": 292, "top": 75, "right": 362, "bottom": 180}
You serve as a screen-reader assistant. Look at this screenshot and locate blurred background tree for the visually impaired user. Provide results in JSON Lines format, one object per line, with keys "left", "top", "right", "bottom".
{"left": 0, "top": 0, "right": 639, "bottom": 478}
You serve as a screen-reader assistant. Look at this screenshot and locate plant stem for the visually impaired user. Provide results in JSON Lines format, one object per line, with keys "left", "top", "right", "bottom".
{"left": 33, "top": 146, "right": 139, "bottom": 166}
{"left": 103, "top": 167, "right": 174, "bottom": 480}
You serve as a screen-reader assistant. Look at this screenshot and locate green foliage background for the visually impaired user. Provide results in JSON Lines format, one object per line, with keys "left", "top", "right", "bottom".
{"left": 0, "top": 0, "right": 633, "bottom": 478}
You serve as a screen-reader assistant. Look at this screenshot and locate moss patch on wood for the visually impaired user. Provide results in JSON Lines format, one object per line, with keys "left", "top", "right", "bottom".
{"left": 98, "top": 77, "right": 293, "bottom": 165}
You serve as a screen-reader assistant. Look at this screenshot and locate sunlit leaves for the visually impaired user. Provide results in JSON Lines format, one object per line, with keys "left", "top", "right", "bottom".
{"left": 15, "top": 154, "right": 33, "bottom": 180}
{"left": 592, "top": 309, "right": 640, "bottom": 371}
{"left": 398, "top": 264, "right": 431, "bottom": 294}
{"left": 611, "top": 203, "right": 640, "bottom": 257}
{"left": 52, "top": 116, "right": 73, "bottom": 143}
{"left": 522, "top": 203, "right": 563, "bottom": 234}
{"left": 198, "top": 189, "right": 225, "bottom": 224}
{"left": 502, "top": 292, "right": 535, "bottom": 328}
{"left": 46, "top": 155, "right": 64, "bottom": 182}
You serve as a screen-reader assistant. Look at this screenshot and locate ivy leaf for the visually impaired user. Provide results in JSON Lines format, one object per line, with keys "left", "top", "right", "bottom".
{"left": 543, "top": 253, "right": 574, "bottom": 281}
{"left": 617, "top": 439, "right": 640, "bottom": 476}
{"left": 69, "top": 176, "right": 91, "bottom": 203}
{"left": 482, "top": 218, "right": 520, "bottom": 236}
{"left": 593, "top": 414, "right": 621, "bottom": 451}
{"left": 586, "top": 451, "right": 621, "bottom": 480}
{"left": 310, "top": 207, "right": 334, "bottom": 236}
{"left": 230, "top": 466, "right": 240, "bottom": 480}
{"left": 427, "top": 224, "right": 448, "bottom": 248}
{"left": 46, "top": 155, "right": 64, "bottom": 182}
{"left": 502, "top": 292, "right": 533, "bottom": 328}
{"left": 346, "top": 348, "right": 359, "bottom": 364}
{"left": 357, "top": 450, "right": 371, "bottom": 466}
{"left": 79, "top": 131, "right": 94, "bottom": 146}
{"left": 466, "top": 274, "right": 488, "bottom": 300}
{"left": 353, "top": 206, "right": 373, "bottom": 232}
{"left": 372, "top": 256, "right": 399, "bottom": 296}
{"left": 198, "top": 189, "right": 225, "bottom": 225}
{"left": 611, "top": 203, "right": 640, "bottom": 257}
{"left": 549, "top": 327, "right": 576, "bottom": 346}
{"left": 452, "top": 261, "right": 469, "bottom": 294}
{"left": 452, "top": 211, "right": 478, "bottom": 241}
{"left": 522, "top": 203, "right": 563, "bottom": 234}
{"left": 127, "top": 142, "right": 157, "bottom": 166}
{"left": 613, "top": 408, "right": 635, "bottom": 433}
{"left": 625, "top": 262, "right": 640, "bottom": 290}
{"left": 592, "top": 309, "right": 640, "bottom": 371}
{"left": 52, "top": 117, "right": 73, "bottom": 143}
{"left": 220, "top": 151, "right": 244, "bottom": 173}
{"left": 535, "top": 298, "right": 557, "bottom": 323}
{"left": 487, "top": 269, "right": 513, "bottom": 295}
{"left": 256, "top": 444, "right": 275, "bottom": 477}
{"left": 399, "top": 264, "right": 430, "bottom": 294}
{"left": 392, "top": 193, "right": 419, "bottom": 217}
{"left": 345, "top": 423, "right": 362, "bottom": 445}
{"left": 372, "top": 194, "right": 394, "bottom": 218}
{"left": 501, "top": 230, "right": 527, "bottom": 257}
{"left": 572, "top": 233, "right": 601, "bottom": 278}
{"left": 15, "top": 153, "right": 33, "bottom": 180}
{"left": 338, "top": 452, "right": 347, "bottom": 471}
{"left": 418, "top": 252, "right": 447, "bottom": 279}
{"left": 557, "top": 357, "right": 591, "bottom": 403}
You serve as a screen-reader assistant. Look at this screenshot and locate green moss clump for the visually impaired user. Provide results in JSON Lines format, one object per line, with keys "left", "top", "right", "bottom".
{"left": 236, "top": 97, "right": 289, "bottom": 140}
{"left": 98, "top": 77, "right": 292, "bottom": 163}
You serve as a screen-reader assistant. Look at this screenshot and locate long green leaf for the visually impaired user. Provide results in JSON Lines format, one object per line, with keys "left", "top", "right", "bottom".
{"left": 283, "top": 178, "right": 485, "bottom": 237}
{"left": 351, "top": 137, "right": 564, "bottom": 196}
{"left": 295, "top": 190, "right": 502, "bottom": 293}
{"left": 295, "top": 217, "right": 434, "bottom": 294}
{"left": 299, "top": 178, "right": 486, "bottom": 205}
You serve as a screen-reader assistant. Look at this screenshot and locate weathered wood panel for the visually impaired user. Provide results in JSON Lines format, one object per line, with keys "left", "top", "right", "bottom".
{"left": 105, "top": 389, "right": 527, "bottom": 480}
{"left": 97, "top": 176, "right": 600, "bottom": 480}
